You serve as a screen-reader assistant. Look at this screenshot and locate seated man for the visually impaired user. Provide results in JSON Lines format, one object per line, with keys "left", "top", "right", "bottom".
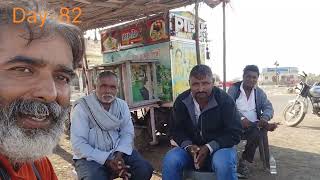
{"left": 71, "top": 71, "right": 153, "bottom": 180}
{"left": 228, "top": 65, "right": 277, "bottom": 179}
{"left": 0, "top": 1, "right": 84, "bottom": 179}
{"left": 162, "top": 64, "right": 243, "bottom": 180}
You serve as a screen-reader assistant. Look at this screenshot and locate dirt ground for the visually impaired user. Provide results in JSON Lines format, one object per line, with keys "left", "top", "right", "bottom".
{"left": 49, "top": 87, "right": 320, "bottom": 180}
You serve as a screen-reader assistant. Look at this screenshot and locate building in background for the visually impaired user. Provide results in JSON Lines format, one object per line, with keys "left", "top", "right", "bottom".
{"left": 260, "top": 67, "right": 299, "bottom": 86}
{"left": 71, "top": 39, "right": 103, "bottom": 92}
{"left": 85, "top": 39, "right": 103, "bottom": 67}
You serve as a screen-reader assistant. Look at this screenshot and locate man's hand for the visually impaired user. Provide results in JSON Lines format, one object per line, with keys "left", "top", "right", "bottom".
{"left": 118, "top": 168, "right": 131, "bottom": 180}
{"left": 104, "top": 159, "right": 119, "bottom": 173}
{"left": 114, "top": 152, "right": 125, "bottom": 170}
{"left": 258, "top": 119, "right": 268, "bottom": 129}
{"left": 105, "top": 152, "right": 131, "bottom": 179}
{"left": 195, "top": 145, "right": 210, "bottom": 169}
{"left": 186, "top": 145, "right": 200, "bottom": 169}
{"left": 114, "top": 152, "right": 131, "bottom": 179}
{"left": 187, "top": 145, "right": 200, "bottom": 156}
{"left": 266, "top": 122, "right": 280, "bottom": 131}
{"left": 241, "top": 118, "right": 251, "bottom": 129}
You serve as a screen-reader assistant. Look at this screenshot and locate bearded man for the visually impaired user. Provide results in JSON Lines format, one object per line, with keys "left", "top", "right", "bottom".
{"left": 0, "top": 0, "right": 84, "bottom": 179}
{"left": 71, "top": 71, "right": 154, "bottom": 180}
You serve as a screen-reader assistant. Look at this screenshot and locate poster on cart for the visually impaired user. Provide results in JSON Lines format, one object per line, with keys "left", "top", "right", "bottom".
{"left": 171, "top": 40, "right": 206, "bottom": 100}
{"left": 104, "top": 42, "right": 173, "bottom": 102}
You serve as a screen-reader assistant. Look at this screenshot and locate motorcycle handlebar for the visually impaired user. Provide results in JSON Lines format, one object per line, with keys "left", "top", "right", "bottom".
{"left": 302, "top": 71, "right": 307, "bottom": 77}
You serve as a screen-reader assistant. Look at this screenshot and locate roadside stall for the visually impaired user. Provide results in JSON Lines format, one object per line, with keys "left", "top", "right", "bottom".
{"left": 90, "top": 11, "right": 208, "bottom": 144}
{"left": 100, "top": 11, "right": 208, "bottom": 102}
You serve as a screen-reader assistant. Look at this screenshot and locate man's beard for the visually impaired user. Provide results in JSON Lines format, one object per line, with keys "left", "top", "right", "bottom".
{"left": 101, "top": 94, "right": 116, "bottom": 103}
{"left": 0, "top": 98, "right": 68, "bottom": 163}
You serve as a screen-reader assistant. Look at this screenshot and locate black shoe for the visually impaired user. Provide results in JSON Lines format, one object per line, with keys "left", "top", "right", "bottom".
{"left": 237, "top": 159, "right": 249, "bottom": 179}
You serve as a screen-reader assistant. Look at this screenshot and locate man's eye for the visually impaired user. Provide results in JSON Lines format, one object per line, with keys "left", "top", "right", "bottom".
{"left": 56, "top": 75, "right": 70, "bottom": 83}
{"left": 10, "top": 67, "right": 32, "bottom": 73}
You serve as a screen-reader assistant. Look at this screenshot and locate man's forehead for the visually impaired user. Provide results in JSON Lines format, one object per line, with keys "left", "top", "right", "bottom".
{"left": 245, "top": 71, "right": 259, "bottom": 76}
{"left": 0, "top": 25, "right": 27, "bottom": 48}
{"left": 190, "top": 75, "right": 211, "bottom": 81}
{"left": 99, "top": 76, "right": 118, "bottom": 84}
{"left": 0, "top": 25, "right": 73, "bottom": 69}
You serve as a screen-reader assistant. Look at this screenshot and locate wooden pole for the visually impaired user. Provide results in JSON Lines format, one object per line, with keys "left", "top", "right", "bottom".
{"left": 195, "top": 0, "right": 201, "bottom": 65}
{"left": 222, "top": 1, "right": 227, "bottom": 91}
{"left": 83, "top": 53, "right": 90, "bottom": 95}
{"left": 82, "top": 37, "right": 90, "bottom": 94}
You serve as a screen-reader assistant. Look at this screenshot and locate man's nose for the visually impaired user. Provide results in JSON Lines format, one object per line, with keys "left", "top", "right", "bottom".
{"left": 31, "top": 77, "right": 58, "bottom": 102}
{"left": 199, "top": 84, "right": 205, "bottom": 92}
{"left": 249, "top": 78, "right": 256, "bottom": 83}
{"left": 105, "top": 87, "right": 113, "bottom": 94}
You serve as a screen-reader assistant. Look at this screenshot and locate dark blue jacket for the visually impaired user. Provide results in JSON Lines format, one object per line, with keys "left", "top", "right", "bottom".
{"left": 171, "top": 87, "right": 243, "bottom": 153}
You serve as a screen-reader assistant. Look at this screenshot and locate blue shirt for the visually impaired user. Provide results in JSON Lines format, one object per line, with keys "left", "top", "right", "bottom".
{"left": 70, "top": 97, "right": 134, "bottom": 165}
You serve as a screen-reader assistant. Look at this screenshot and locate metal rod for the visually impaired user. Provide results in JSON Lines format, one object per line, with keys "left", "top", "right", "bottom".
{"left": 149, "top": 107, "right": 158, "bottom": 145}
{"left": 222, "top": 1, "right": 227, "bottom": 91}
{"left": 195, "top": 0, "right": 201, "bottom": 65}
{"left": 83, "top": 44, "right": 90, "bottom": 95}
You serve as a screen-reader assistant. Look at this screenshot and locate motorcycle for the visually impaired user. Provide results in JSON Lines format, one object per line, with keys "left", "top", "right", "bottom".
{"left": 283, "top": 72, "right": 320, "bottom": 127}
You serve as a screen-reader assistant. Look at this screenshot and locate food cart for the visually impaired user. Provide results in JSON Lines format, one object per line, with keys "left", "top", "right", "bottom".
{"left": 85, "top": 11, "right": 208, "bottom": 144}
{"left": 100, "top": 11, "right": 208, "bottom": 102}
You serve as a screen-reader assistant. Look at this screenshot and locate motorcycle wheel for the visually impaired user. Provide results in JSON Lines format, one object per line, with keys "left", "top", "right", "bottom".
{"left": 283, "top": 100, "right": 306, "bottom": 127}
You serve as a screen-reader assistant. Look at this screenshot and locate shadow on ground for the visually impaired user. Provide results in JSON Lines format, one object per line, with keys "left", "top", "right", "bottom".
{"left": 53, "top": 144, "right": 74, "bottom": 165}
{"left": 268, "top": 145, "right": 320, "bottom": 180}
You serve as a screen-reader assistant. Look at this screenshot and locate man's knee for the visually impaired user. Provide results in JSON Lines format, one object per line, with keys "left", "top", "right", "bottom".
{"left": 75, "top": 167, "right": 109, "bottom": 180}
{"left": 74, "top": 159, "right": 109, "bottom": 180}
{"left": 162, "top": 147, "right": 188, "bottom": 169}
{"left": 244, "top": 127, "right": 260, "bottom": 143}
{"left": 133, "top": 160, "right": 154, "bottom": 179}
{"left": 212, "top": 148, "right": 237, "bottom": 172}
{"left": 81, "top": 169, "right": 108, "bottom": 180}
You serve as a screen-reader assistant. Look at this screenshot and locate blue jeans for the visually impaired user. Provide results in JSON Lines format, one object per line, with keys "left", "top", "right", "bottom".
{"left": 74, "top": 150, "right": 153, "bottom": 180}
{"left": 162, "top": 147, "right": 238, "bottom": 180}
